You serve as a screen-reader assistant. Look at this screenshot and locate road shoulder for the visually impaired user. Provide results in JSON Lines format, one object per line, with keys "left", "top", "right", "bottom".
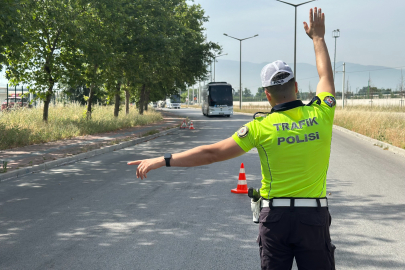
{"left": 0, "top": 110, "right": 185, "bottom": 182}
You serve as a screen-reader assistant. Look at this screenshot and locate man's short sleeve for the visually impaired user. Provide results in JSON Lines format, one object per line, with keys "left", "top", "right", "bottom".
{"left": 316, "top": 92, "right": 336, "bottom": 122}
{"left": 232, "top": 121, "right": 258, "bottom": 152}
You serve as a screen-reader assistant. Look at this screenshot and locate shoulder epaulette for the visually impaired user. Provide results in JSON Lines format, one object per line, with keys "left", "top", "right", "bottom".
{"left": 306, "top": 96, "right": 321, "bottom": 106}
{"left": 253, "top": 112, "right": 271, "bottom": 120}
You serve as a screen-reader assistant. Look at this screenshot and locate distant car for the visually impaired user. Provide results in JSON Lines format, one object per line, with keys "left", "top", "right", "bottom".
{"left": 157, "top": 101, "right": 166, "bottom": 108}
{"left": 1, "top": 97, "right": 31, "bottom": 111}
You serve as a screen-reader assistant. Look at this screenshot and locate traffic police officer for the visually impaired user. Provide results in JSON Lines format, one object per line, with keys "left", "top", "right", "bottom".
{"left": 129, "top": 7, "right": 336, "bottom": 270}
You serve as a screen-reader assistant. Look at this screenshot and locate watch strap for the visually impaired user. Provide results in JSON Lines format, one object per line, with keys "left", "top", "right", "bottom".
{"left": 164, "top": 153, "right": 172, "bottom": 167}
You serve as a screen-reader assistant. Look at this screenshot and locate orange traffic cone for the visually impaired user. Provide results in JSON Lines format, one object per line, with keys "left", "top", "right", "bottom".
{"left": 180, "top": 120, "right": 187, "bottom": 129}
{"left": 189, "top": 120, "right": 195, "bottom": 130}
{"left": 231, "top": 163, "right": 248, "bottom": 194}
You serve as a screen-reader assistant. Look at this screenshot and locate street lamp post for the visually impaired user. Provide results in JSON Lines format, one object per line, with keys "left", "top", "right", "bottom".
{"left": 223, "top": 33, "right": 258, "bottom": 109}
{"left": 332, "top": 29, "right": 340, "bottom": 82}
{"left": 213, "top": 53, "right": 228, "bottom": 82}
{"left": 276, "top": 0, "right": 316, "bottom": 79}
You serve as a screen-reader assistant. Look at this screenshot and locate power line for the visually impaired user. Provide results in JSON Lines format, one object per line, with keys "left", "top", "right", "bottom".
{"left": 299, "top": 65, "right": 405, "bottom": 81}
{"left": 344, "top": 65, "right": 405, "bottom": 74}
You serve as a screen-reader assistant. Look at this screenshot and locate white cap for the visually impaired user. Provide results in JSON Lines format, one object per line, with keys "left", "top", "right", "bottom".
{"left": 261, "top": 60, "right": 294, "bottom": 87}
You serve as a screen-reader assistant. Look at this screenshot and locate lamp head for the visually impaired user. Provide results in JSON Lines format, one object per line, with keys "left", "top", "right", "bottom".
{"left": 332, "top": 29, "right": 340, "bottom": 38}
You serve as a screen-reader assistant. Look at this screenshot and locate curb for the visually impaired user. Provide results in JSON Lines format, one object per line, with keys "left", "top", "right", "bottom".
{"left": 0, "top": 127, "right": 179, "bottom": 182}
{"left": 333, "top": 125, "right": 405, "bottom": 158}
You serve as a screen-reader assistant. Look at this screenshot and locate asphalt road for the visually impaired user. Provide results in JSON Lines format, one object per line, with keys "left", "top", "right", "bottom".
{"left": 1, "top": 108, "right": 404, "bottom": 270}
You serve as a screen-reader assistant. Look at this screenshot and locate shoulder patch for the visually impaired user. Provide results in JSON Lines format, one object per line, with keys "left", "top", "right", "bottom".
{"left": 323, "top": 96, "right": 336, "bottom": 107}
{"left": 237, "top": 126, "right": 249, "bottom": 138}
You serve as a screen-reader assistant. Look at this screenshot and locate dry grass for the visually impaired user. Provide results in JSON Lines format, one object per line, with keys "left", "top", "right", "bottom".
{"left": 0, "top": 103, "right": 162, "bottom": 150}
{"left": 235, "top": 104, "right": 272, "bottom": 114}
{"left": 334, "top": 106, "right": 405, "bottom": 149}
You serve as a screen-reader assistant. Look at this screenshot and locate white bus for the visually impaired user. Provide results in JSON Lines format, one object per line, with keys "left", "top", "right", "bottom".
{"left": 201, "top": 82, "right": 233, "bottom": 117}
{"left": 165, "top": 94, "right": 181, "bottom": 109}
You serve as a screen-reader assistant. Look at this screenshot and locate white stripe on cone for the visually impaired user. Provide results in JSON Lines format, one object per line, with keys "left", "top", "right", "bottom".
{"left": 239, "top": 168, "right": 245, "bottom": 173}
{"left": 238, "top": 180, "right": 247, "bottom": 185}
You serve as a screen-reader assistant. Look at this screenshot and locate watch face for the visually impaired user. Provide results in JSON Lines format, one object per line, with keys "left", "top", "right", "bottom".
{"left": 164, "top": 153, "right": 172, "bottom": 159}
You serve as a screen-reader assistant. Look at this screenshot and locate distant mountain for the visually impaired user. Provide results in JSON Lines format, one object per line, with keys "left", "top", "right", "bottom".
{"left": 2, "top": 61, "right": 403, "bottom": 95}
{"left": 212, "top": 60, "right": 404, "bottom": 95}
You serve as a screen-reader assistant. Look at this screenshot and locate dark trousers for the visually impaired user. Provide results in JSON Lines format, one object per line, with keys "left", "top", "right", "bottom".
{"left": 257, "top": 206, "right": 336, "bottom": 270}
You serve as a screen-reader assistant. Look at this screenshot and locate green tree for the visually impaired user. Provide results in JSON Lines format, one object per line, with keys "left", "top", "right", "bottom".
{"left": 69, "top": 0, "right": 120, "bottom": 119}
{"left": 255, "top": 87, "right": 266, "bottom": 99}
{"left": 4, "top": 0, "right": 83, "bottom": 122}
{"left": 243, "top": 88, "right": 252, "bottom": 98}
{"left": 0, "top": 0, "right": 24, "bottom": 70}
{"left": 132, "top": 0, "right": 220, "bottom": 114}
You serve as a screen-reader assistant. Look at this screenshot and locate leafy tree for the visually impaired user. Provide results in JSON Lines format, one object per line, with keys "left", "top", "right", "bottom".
{"left": 0, "top": 0, "right": 24, "bottom": 70}
{"left": 2, "top": 0, "right": 220, "bottom": 120}
{"left": 243, "top": 88, "right": 253, "bottom": 98}
{"left": 132, "top": 0, "right": 220, "bottom": 114}
{"left": 4, "top": 0, "right": 83, "bottom": 122}
{"left": 255, "top": 87, "right": 266, "bottom": 99}
{"left": 68, "top": 0, "right": 120, "bottom": 119}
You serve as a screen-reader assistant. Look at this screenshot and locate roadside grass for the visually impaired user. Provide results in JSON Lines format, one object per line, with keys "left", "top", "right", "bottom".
{"left": 142, "top": 129, "right": 160, "bottom": 137}
{"left": 0, "top": 103, "right": 162, "bottom": 150}
{"left": 334, "top": 106, "right": 405, "bottom": 149}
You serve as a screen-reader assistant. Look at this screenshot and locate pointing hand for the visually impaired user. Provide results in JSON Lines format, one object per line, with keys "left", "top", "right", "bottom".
{"left": 127, "top": 157, "right": 165, "bottom": 180}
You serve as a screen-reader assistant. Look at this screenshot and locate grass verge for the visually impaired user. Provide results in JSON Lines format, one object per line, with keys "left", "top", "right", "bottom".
{"left": 334, "top": 106, "right": 405, "bottom": 149}
{"left": 0, "top": 103, "right": 163, "bottom": 150}
{"left": 142, "top": 129, "right": 160, "bottom": 137}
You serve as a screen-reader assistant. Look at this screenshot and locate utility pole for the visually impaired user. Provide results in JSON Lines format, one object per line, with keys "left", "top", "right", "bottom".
{"left": 400, "top": 68, "right": 404, "bottom": 107}
{"left": 342, "top": 62, "right": 345, "bottom": 108}
{"left": 213, "top": 53, "right": 227, "bottom": 82}
{"left": 346, "top": 77, "right": 349, "bottom": 105}
{"left": 332, "top": 29, "right": 340, "bottom": 82}
{"left": 335, "top": 63, "right": 346, "bottom": 108}
{"left": 368, "top": 73, "right": 373, "bottom": 107}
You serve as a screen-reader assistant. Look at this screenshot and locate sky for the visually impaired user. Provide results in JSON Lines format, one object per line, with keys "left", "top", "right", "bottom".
{"left": 194, "top": 0, "right": 405, "bottom": 79}
{"left": 2, "top": 1, "right": 404, "bottom": 93}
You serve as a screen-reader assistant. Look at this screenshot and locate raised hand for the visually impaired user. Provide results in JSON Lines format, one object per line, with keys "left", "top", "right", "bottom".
{"left": 303, "top": 7, "right": 325, "bottom": 40}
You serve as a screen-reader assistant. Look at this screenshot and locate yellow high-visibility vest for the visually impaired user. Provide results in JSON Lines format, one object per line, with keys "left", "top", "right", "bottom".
{"left": 232, "top": 92, "right": 336, "bottom": 199}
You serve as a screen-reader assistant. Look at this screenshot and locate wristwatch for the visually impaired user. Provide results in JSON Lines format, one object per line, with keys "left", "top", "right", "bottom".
{"left": 164, "top": 153, "right": 172, "bottom": 167}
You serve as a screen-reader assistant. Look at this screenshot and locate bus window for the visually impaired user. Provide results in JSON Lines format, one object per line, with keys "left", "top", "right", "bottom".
{"left": 209, "top": 86, "right": 233, "bottom": 106}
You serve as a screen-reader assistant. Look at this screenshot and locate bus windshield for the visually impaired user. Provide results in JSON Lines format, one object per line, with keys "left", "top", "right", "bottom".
{"left": 170, "top": 95, "right": 180, "bottom": 103}
{"left": 209, "top": 86, "right": 233, "bottom": 106}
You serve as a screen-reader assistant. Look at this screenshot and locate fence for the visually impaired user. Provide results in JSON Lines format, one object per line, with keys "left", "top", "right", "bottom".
{"left": 233, "top": 97, "right": 405, "bottom": 109}
{"left": 0, "top": 85, "right": 70, "bottom": 111}
{"left": 0, "top": 85, "right": 31, "bottom": 110}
